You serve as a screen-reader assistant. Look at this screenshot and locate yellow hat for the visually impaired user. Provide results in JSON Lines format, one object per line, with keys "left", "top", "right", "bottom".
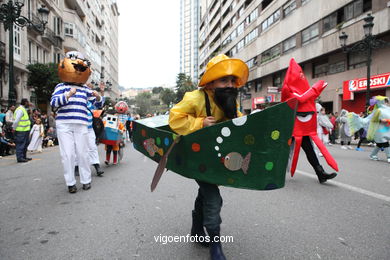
{"left": 199, "top": 54, "right": 249, "bottom": 88}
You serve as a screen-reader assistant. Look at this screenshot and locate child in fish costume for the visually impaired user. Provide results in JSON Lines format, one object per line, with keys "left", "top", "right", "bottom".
{"left": 281, "top": 58, "right": 338, "bottom": 183}
{"left": 169, "top": 54, "right": 249, "bottom": 260}
{"left": 101, "top": 108, "right": 125, "bottom": 165}
{"left": 348, "top": 96, "right": 390, "bottom": 162}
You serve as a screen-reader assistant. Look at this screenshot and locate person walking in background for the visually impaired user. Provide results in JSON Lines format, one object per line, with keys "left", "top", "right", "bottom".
{"left": 329, "top": 112, "right": 337, "bottom": 144}
{"left": 12, "top": 98, "right": 32, "bottom": 163}
{"left": 337, "top": 109, "right": 353, "bottom": 149}
{"left": 27, "top": 118, "right": 44, "bottom": 153}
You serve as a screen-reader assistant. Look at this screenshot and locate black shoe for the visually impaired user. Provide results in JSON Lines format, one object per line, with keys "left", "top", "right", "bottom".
{"left": 93, "top": 164, "right": 104, "bottom": 177}
{"left": 25, "top": 157, "right": 32, "bottom": 161}
{"left": 68, "top": 185, "right": 77, "bottom": 193}
{"left": 207, "top": 230, "right": 226, "bottom": 260}
{"left": 75, "top": 166, "right": 79, "bottom": 176}
{"left": 82, "top": 183, "right": 91, "bottom": 190}
{"left": 191, "top": 210, "right": 209, "bottom": 247}
{"left": 17, "top": 159, "right": 28, "bottom": 163}
{"left": 315, "top": 165, "right": 337, "bottom": 184}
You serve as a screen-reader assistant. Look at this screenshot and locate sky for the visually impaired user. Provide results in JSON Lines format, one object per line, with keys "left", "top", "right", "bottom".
{"left": 117, "top": 1, "right": 180, "bottom": 89}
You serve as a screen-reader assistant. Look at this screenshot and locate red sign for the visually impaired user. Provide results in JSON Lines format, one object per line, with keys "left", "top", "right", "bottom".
{"left": 252, "top": 95, "right": 278, "bottom": 109}
{"left": 343, "top": 72, "right": 390, "bottom": 100}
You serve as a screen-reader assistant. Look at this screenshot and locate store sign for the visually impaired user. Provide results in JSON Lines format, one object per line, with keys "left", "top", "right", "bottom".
{"left": 343, "top": 72, "right": 390, "bottom": 100}
{"left": 267, "top": 86, "right": 280, "bottom": 93}
{"left": 252, "top": 94, "right": 278, "bottom": 108}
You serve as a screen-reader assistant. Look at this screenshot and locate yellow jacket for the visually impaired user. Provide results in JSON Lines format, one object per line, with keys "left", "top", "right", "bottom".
{"left": 169, "top": 89, "right": 242, "bottom": 135}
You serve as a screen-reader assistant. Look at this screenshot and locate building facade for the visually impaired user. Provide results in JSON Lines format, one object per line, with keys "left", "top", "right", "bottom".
{"left": 199, "top": 0, "right": 390, "bottom": 114}
{"left": 0, "top": 0, "right": 120, "bottom": 111}
{"left": 180, "top": 0, "right": 201, "bottom": 84}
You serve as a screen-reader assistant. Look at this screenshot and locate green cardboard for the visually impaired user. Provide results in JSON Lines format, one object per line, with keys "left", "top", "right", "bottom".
{"left": 133, "top": 99, "right": 297, "bottom": 190}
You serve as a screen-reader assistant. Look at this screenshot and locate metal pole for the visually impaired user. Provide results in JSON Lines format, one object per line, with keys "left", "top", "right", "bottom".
{"left": 365, "top": 44, "right": 372, "bottom": 112}
{"left": 8, "top": 20, "right": 14, "bottom": 106}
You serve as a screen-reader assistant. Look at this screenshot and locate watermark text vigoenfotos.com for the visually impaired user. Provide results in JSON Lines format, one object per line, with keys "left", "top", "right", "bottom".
{"left": 154, "top": 234, "right": 234, "bottom": 245}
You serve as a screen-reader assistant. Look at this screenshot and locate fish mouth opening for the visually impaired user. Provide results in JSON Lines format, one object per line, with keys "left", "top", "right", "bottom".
{"left": 297, "top": 114, "right": 313, "bottom": 122}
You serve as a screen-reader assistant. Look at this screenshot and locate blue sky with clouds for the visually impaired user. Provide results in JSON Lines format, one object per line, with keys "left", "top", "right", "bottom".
{"left": 118, "top": 0, "right": 180, "bottom": 88}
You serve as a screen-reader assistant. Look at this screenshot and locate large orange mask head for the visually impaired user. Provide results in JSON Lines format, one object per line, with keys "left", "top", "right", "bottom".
{"left": 58, "top": 51, "right": 91, "bottom": 84}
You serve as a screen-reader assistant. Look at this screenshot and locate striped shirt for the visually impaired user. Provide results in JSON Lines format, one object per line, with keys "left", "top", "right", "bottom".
{"left": 50, "top": 83, "right": 104, "bottom": 125}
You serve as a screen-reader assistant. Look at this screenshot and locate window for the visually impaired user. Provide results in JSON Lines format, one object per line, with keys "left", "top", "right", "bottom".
{"left": 43, "top": 50, "right": 47, "bottom": 64}
{"left": 237, "top": 39, "right": 245, "bottom": 50}
{"left": 54, "top": 17, "right": 63, "bottom": 36}
{"left": 262, "top": 0, "right": 273, "bottom": 10}
{"left": 302, "top": 23, "right": 319, "bottom": 44}
{"left": 344, "top": 0, "right": 363, "bottom": 21}
{"left": 261, "top": 9, "right": 280, "bottom": 31}
{"left": 238, "top": 7, "right": 244, "bottom": 17}
{"left": 283, "top": 1, "right": 296, "bottom": 17}
{"left": 245, "top": 28, "right": 258, "bottom": 45}
{"left": 36, "top": 46, "right": 40, "bottom": 63}
{"left": 249, "top": 8, "right": 257, "bottom": 22}
{"left": 313, "top": 60, "right": 328, "bottom": 78}
{"left": 14, "top": 25, "right": 21, "bottom": 61}
{"left": 237, "top": 22, "right": 244, "bottom": 36}
{"left": 230, "top": 46, "right": 237, "bottom": 56}
{"left": 302, "top": 0, "right": 312, "bottom": 5}
{"left": 255, "top": 80, "right": 262, "bottom": 92}
{"left": 28, "top": 41, "right": 32, "bottom": 64}
{"left": 323, "top": 12, "right": 337, "bottom": 32}
{"left": 65, "top": 22, "right": 75, "bottom": 37}
{"left": 329, "top": 61, "right": 345, "bottom": 74}
{"left": 282, "top": 35, "right": 296, "bottom": 52}
{"left": 231, "top": 15, "right": 237, "bottom": 25}
{"left": 348, "top": 52, "right": 366, "bottom": 69}
{"left": 261, "top": 45, "right": 280, "bottom": 63}
{"left": 246, "top": 56, "right": 257, "bottom": 69}
{"left": 273, "top": 73, "right": 282, "bottom": 87}
{"left": 230, "top": 29, "right": 237, "bottom": 40}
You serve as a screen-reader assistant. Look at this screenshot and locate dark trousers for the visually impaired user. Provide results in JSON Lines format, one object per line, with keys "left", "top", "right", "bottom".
{"left": 194, "top": 180, "right": 223, "bottom": 233}
{"left": 0, "top": 142, "right": 10, "bottom": 156}
{"left": 15, "top": 131, "right": 29, "bottom": 161}
{"left": 300, "top": 136, "right": 320, "bottom": 169}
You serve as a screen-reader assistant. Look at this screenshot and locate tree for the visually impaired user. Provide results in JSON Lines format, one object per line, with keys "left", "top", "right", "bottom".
{"left": 175, "top": 73, "right": 196, "bottom": 102}
{"left": 152, "top": 86, "right": 164, "bottom": 94}
{"left": 26, "top": 63, "right": 61, "bottom": 103}
{"left": 159, "top": 88, "right": 175, "bottom": 108}
{"left": 135, "top": 92, "right": 152, "bottom": 116}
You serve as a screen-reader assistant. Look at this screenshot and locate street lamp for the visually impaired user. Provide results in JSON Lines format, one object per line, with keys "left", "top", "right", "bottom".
{"left": 339, "top": 13, "right": 390, "bottom": 111}
{"left": 0, "top": 0, "right": 49, "bottom": 106}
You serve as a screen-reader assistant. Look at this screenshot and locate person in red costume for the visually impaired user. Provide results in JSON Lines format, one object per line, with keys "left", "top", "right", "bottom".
{"left": 281, "top": 58, "right": 338, "bottom": 183}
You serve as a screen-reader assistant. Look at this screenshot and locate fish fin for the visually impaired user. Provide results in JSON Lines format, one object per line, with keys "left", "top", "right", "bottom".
{"left": 241, "top": 152, "right": 251, "bottom": 174}
{"left": 290, "top": 136, "right": 302, "bottom": 177}
{"left": 311, "top": 135, "right": 339, "bottom": 172}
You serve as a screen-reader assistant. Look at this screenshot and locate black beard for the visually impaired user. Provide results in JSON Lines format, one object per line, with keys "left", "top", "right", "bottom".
{"left": 214, "top": 87, "right": 238, "bottom": 119}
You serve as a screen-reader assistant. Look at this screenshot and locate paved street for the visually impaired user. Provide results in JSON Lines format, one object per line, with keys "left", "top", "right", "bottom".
{"left": 0, "top": 142, "right": 389, "bottom": 260}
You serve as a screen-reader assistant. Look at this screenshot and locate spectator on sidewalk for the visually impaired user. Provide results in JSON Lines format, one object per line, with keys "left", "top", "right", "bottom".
{"left": 0, "top": 131, "right": 15, "bottom": 158}
{"left": 12, "top": 98, "right": 32, "bottom": 163}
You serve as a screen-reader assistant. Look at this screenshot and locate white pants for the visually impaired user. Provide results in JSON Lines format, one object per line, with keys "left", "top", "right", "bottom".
{"left": 87, "top": 128, "right": 100, "bottom": 165}
{"left": 57, "top": 122, "right": 91, "bottom": 186}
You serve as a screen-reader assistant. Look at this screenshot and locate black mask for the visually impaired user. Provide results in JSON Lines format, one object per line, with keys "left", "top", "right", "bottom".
{"left": 214, "top": 87, "right": 238, "bottom": 119}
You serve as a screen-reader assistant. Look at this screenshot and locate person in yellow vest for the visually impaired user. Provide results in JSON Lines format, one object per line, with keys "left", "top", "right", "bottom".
{"left": 12, "top": 98, "right": 32, "bottom": 163}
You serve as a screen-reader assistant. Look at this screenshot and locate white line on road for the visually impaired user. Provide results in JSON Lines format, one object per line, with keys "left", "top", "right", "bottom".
{"left": 296, "top": 170, "right": 390, "bottom": 203}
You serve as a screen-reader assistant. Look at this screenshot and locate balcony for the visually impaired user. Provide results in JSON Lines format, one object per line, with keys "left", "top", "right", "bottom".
{"left": 42, "top": 27, "right": 62, "bottom": 47}
{"left": 27, "top": 13, "right": 44, "bottom": 35}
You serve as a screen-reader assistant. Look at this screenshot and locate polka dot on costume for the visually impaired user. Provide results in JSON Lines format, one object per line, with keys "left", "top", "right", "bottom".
{"left": 265, "top": 162, "right": 274, "bottom": 171}
{"left": 218, "top": 153, "right": 221, "bottom": 157}
{"left": 192, "top": 143, "right": 201, "bottom": 152}
{"left": 271, "top": 130, "right": 280, "bottom": 140}
{"left": 221, "top": 127, "right": 231, "bottom": 137}
{"left": 164, "top": 137, "right": 170, "bottom": 146}
{"left": 156, "top": 137, "right": 161, "bottom": 145}
{"left": 199, "top": 164, "right": 207, "bottom": 173}
{"left": 141, "top": 129, "right": 146, "bottom": 137}
{"left": 232, "top": 116, "right": 247, "bottom": 126}
{"left": 244, "top": 134, "right": 255, "bottom": 145}
{"left": 216, "top": 137, "right": 223, "bottom": 144}
{"left": 215, "top": 146, "right": 220, "bottom": 151}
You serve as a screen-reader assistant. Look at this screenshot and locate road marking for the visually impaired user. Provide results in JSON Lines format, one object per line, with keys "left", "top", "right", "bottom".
{"left": 296, "top": 170, "right": 390, "bottom": 203}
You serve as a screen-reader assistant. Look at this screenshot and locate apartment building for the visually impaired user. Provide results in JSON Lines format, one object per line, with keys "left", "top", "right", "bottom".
{"left": 180, "top": 0, "right": 201, "bottom": 83}
{"left": 199, "top": 0, "right": 390, "bottom": 114}
{"left": 0, "top": 0, "right": 120, "bottom": 110}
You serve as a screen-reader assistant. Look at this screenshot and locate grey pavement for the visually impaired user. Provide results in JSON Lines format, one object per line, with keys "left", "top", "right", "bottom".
{"left": 0, "top": 142, "right": 389, "bottom": 260}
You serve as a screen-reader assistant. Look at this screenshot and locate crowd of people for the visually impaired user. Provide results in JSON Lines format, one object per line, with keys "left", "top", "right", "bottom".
{"left": 0, "top": 104, "right": 57, "bottom": 159}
